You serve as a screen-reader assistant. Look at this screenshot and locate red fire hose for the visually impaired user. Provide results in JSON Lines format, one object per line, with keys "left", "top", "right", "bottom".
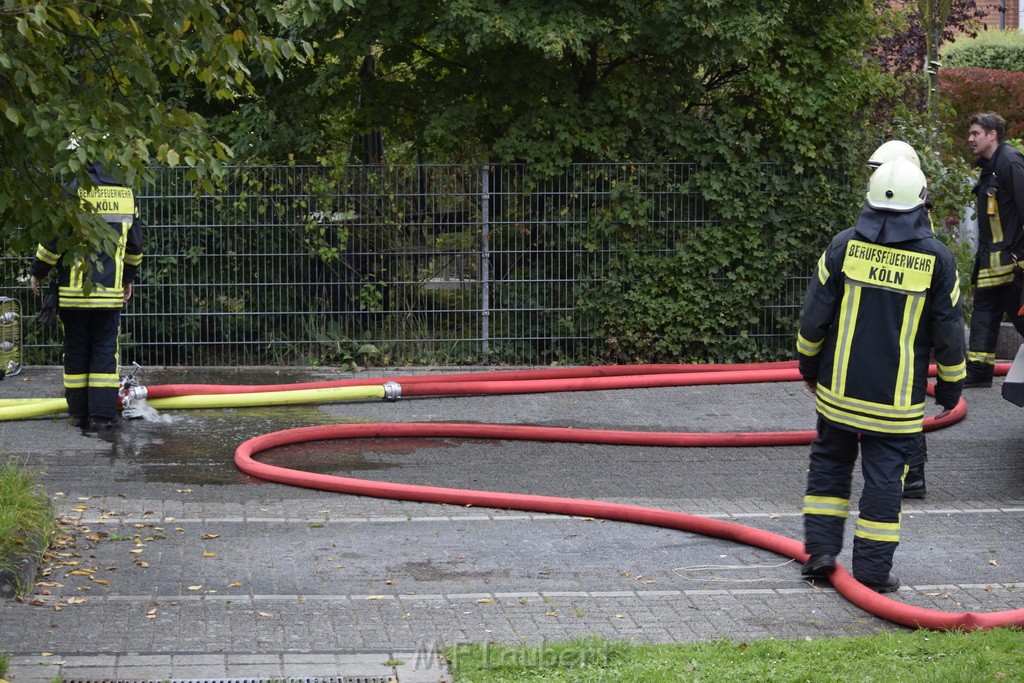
{"left": 141, "top": 361, "right": 798, "bottom": 398}
{"left": 210, "top": 362, "right": 1020, "bottom": 631}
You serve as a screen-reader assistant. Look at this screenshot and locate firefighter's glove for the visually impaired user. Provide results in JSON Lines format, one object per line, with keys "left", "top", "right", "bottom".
{"left": 37, "top": 285, "right": 58, "bottom": 328}
{"left": 934, "top": 382, "right": 961, "bottom": 412}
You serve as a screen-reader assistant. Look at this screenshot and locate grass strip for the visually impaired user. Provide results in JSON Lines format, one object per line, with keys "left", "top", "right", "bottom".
{"left": 447, "top": 629, "right": 1024, "bottom": 682}
{"left": 0, "top": 459, "right": 56, "bottom": 599}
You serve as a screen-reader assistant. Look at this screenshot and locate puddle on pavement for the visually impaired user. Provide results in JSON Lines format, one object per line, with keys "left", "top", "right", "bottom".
{"left": 97, "top": 400, "right": 466, "bottom": 486}
{"left": 53, "top": 367, "right": 485, "bottom": 486}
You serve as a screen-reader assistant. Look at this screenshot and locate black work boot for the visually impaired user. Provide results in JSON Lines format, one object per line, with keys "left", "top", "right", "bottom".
{"left": 964, "top": 363, "right": 993, "bottom": 388}
{"left": 801, "top": 554, "right": 836, "bottom": 578}
{"left": 857, "top": 574, "right": 901, "bottom": 594}
{"left": 88, "top": 415, "right": 121, "bottom": 432}
{"left": 902, "top": 464, "right": 926, "bottom": 499}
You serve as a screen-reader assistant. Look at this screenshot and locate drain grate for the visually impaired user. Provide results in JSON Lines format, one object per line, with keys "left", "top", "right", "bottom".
{"left": 66, "top": 678, "right": 396, "bottom": 683}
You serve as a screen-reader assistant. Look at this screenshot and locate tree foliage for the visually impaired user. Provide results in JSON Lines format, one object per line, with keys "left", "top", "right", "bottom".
{"left": 0, "top": 0, "right": 314, "bottom": 262}
{"left": 872, "top": 0, "right": 985, "bottom": 111}
{"left": 209, "top": 0, "right": 889, "bottom": 172}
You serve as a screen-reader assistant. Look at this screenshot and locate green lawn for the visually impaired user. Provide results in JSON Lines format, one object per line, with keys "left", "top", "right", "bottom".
{"left": 446, "top": 630, "right": 1024, "bottom": 682}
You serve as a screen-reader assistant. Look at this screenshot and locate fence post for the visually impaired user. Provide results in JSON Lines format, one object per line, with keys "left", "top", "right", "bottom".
{"left": 481, "top": 164, "right": 491, "bottom": 357}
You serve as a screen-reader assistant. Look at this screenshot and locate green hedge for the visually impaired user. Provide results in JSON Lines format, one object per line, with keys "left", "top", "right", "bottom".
{"left": 942, "top": 30, "right": 1024, "bottom": 72}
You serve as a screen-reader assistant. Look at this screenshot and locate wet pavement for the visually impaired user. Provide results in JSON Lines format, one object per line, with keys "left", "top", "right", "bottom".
{"left": 1, "top": 362, "right": 1024, "bottom": 681}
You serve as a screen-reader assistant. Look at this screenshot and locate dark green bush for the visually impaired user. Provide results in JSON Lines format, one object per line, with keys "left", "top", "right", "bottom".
{"left": 942, "top": 30, "right": 1024, "bottom": 71}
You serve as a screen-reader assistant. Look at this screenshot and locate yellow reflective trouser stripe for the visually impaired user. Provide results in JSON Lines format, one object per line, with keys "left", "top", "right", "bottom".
{"left": 796, "top": 332, "right": 822, "bottom": 357}
{"left": 969, "top": 351, "right": 996, "bottom": 366}
{"left": 937, "top": 361, "right": 967, "bottom": 382}
{"left": 855, "top": 517, "right": 901, "bottom": 543}
{"left": 803, "top": 495, "right": 850, "bottom": 518}
{"left": 88, "top": 373, "right": 120, "bottom": 389}
{"left": 64, "top": 373, "right": 118, "bottom": 389}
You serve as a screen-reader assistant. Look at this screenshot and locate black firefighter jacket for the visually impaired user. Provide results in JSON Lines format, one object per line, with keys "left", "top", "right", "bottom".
{"left": 796, "top": 206, "right": 966, "bottom": 435}
{"left": 30, "top": 163, "right": 143, "bottom": 310}
{"left": 973, "top": 141, "right": 1024, "bottom": 288}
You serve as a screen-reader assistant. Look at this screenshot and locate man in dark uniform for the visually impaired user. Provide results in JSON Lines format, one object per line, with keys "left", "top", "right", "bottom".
{"left": 796, "top": 158, "right": 965, "bottom": 593}
{"left": 866, "top": 140, "right": 930, "bottom": 499}
{"left": 965, "top": 112, "right": 1024, "bottom": 387}
{"left": 30, "top": 161, "right": 144, "bottom": 432}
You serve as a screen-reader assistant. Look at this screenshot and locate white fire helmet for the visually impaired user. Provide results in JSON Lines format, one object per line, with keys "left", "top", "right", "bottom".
{"left": 866, "top": 157, "right": 927, "bottom": 212}
{"left": 867, "top": 140, "right": 921, "bottom": 169}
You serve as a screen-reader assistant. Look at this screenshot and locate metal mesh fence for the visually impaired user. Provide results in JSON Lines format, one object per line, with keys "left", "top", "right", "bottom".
{"left": 1, "top": 163, "right": 812, "bottom": 366}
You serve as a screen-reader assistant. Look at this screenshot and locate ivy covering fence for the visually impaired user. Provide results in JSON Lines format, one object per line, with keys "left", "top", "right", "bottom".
{"left": 0, "top": 162, "right": 856, "bottom": 368}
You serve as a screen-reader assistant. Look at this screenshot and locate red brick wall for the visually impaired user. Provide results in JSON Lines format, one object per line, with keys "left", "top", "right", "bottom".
{"left": 977, "top": 0, "right": 1020, "bottom": 30}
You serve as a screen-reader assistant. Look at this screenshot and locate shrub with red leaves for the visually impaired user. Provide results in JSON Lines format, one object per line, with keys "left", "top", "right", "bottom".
{"left": 939, "top": 67, "right": 1024, "bottom": 151}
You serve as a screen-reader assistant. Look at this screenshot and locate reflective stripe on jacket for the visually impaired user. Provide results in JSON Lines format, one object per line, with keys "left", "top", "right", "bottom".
{"left": 30, "top": 175, "right": 143, "bottom": 310}
{"left": 973, "top": 143, "right": 1024, "bottom": 289}
{"left": 797, "top": 224, "right": 965, "bottom": 434}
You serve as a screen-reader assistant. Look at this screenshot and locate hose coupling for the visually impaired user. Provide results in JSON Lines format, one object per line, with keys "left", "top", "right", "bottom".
{"left": 128, "top": 385, "right": 149, "bottom": 401}
{"left": 383, "top": 381, "right": 402, "bottom": 401}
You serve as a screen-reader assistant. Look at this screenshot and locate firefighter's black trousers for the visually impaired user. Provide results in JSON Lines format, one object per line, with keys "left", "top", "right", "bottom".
{"left": 59, "top": 307, "right": 121, "bottom": 421}
{"left": 803, "top": 417, "right": 913, "bottom": 584}
{"left": 907, "top": 433, "right": 926, "bottom": 467}
{"left": 968, "top": 275, "right": 1024, "bottom": 380}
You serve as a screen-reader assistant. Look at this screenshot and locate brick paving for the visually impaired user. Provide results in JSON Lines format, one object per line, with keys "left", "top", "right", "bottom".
{"left": 1, "top": 364, "right": 1023, "bottom": 681}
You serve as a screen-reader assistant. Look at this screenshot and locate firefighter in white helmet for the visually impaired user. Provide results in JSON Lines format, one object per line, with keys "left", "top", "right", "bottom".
{"left": 796, "top": 157, "right": 965, "bottom": 593}
{"left": 868, "top": 141, "right": 929, "bottom": 499}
